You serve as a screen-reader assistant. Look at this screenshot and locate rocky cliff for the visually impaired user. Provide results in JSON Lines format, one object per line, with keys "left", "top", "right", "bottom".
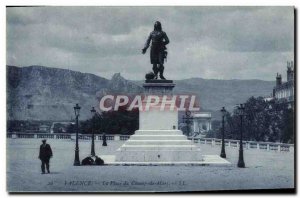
{"left": 7, "top": 65, "right": 274, "bottom": 120}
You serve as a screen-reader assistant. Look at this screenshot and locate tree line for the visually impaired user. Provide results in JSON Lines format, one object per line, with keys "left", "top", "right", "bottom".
{"left": 206, "top": 97, "right": 294, "bottom": 143}
{"left": 68, "top": 106, "right": 139, "bottom": 135}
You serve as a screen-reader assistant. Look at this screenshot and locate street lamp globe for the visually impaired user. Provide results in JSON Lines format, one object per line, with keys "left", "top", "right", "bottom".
{"left": 74, "top": 103, "right": 81, "bottom": 117}
{"left": 237, "top": 104, "right": 245, "bottom": 115}
{"left": 90, "top": 106, "right": 96, "bottom": 116}
{"left": 241, "top": 103, "right": 245, "bottom": 112}
{"left": 221, "top": 107, "right": 226, "bottom": 116}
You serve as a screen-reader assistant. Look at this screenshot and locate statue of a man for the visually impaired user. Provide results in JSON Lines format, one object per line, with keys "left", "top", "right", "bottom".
{"left": 142, "top": 21, "right": 170, "bottom": 80}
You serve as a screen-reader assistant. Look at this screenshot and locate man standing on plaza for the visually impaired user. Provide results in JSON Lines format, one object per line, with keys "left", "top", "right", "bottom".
{"left": 38, "top": 139, "right": 53, "bottom": 174}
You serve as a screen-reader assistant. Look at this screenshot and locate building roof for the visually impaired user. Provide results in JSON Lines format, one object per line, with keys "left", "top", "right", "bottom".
{"left": 193, "top": 112, "right": 212, "bottom": 118}
{"left": 274, "top": 80, "right": 294, "bottom": 91}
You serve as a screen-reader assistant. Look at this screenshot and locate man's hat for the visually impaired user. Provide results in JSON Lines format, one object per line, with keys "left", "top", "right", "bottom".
{"left": 42, "top": 139, "right": 47, "bottom": 142}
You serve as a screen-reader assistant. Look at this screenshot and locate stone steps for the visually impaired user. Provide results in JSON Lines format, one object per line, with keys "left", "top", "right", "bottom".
{"left": 135, "top": 129, "right": 183, "bottom": 135}
{"left": 125, "top": 140, "right": 192, "bottom": 145}
{"left": 116, "top": 150, "right": 202, "bottom": 162}
{"left": 119, "top": 144, "right": 199, "bottom": 151}
{"left": 116, "top": 130, "right": 203, "bottom": 162}
{"left": 130, "top": 135, "right": 187, "bottom": 140}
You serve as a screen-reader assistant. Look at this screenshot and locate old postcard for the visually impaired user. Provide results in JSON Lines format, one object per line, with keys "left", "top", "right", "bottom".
{"left": 6, "top": 6, "right": 295, "bottom": 192}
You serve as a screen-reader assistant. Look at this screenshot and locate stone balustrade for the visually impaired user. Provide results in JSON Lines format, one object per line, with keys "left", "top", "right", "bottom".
{"left": 188, "top": 137, "right": 294, "bottom": 153}
{"left": 6, "top": 132, "right": 293, "bottom": 153}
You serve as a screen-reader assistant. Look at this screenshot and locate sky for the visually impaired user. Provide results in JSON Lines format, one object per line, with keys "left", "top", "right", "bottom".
{"left": 6, "top": 6, "right": 294, "bottom": 81}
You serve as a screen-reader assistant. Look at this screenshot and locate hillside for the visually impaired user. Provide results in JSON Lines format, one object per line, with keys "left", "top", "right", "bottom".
{"left": 7, "top": 65, "right": 274, "bottom": 120}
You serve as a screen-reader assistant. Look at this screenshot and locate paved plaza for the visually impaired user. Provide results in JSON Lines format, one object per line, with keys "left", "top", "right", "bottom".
{"left": 6, "top": 139, "right": 294, "bottom": 192}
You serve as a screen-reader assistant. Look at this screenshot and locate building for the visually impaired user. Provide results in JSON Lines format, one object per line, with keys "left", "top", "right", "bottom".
{"left": 192, "top": 112, "right": 212, "bottom": 136}
{"left": 179, "top": 111, "right": 212, "bottom": 137}
{"left": 50, "top": 122, "right": 75, "bottom": 133}
{"left": 273, "top": 61, "right": 294, "bottom": 107}
{"left": 39, "top": 124, "right": 50, "bottom": 133}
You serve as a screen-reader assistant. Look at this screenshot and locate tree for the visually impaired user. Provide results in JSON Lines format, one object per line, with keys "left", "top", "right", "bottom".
{"left": 210, "top": 97, "right": 294, "bottom": 143}
{"left": 280, "top": 108, "right": 294, "bottom": 143}
{"left": 80, "top": 107, "right": 139, "bottom": 135}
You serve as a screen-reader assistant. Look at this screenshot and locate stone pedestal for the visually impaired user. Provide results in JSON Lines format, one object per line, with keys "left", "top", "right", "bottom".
{"left": 115, "top": 80, "right": 203, "bottom": 163}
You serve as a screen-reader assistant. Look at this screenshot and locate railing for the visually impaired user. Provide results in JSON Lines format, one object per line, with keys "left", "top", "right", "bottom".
{"left": 17, "top": 133, "right": 35, "bottom": 138}
{"left": 7, "top": 132, "right": 122, "bottom": 141}
{"left": 6, "top": 132, "right": 294, "bottom": 153}
{"left": 56, "top": 134, "right": 71, "bottom": 139}
{"left": 36, "top": 134, "right": 55, "bottom": 139}
{"left": 189, "top": 137, "right": 294, "bottom": 153}
{"left": 119, "top": 135, "right": 130, "bottom": 141}
{"left": 96, "top": 135, "right": 115, "bottom": 141}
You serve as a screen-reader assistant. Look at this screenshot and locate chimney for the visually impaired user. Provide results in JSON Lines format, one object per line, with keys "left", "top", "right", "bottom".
{"left": 287, "top": 61, "right": 294, "bottom": 82}
{"left": 276, "top": 73, "right": 282, "bottom": 86}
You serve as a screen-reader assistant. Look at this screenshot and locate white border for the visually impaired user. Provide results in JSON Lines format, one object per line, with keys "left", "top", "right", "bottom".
{"left": 1, "top": 1, "right": 298, "bottom": 198}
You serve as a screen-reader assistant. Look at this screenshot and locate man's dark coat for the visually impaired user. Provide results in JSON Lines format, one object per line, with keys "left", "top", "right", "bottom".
{"left": 39, "top": 143, "right": 53, "bottom": 161}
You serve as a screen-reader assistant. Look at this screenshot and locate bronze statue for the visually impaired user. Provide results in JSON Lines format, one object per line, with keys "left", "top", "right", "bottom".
{"left": 142, "top": 21, "right": 169, "bottom": 80}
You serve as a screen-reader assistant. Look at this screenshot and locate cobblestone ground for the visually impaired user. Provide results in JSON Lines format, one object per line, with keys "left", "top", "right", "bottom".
{"left": 6, "top": 139, "right": 294, "bottom": 192}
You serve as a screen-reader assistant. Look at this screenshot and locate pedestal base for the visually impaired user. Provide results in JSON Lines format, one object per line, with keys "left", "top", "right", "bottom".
{"left": 145, "top": 79, "right": 173, "bottom": 83}
{"left": 115, "top": 80, "right": 203, "bottom": 164}
{"left": 115, "top": 130, "right": 203, "bottom": 162}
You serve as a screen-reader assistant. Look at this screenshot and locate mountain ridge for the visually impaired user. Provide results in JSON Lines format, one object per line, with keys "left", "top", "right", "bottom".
{"left": 7, "top": 65, "right": 274, "bottom": 120}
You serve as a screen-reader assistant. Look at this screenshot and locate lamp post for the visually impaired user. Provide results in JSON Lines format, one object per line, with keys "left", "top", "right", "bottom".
{"left": 182, "top": 110, "right": 193, "bottom": 137}
{"left": 90, "top": 107, "right": 96, "bottom": 156}
{"left": 237, "top": 104, "right": 245, "bottom": 168}
{"left": 220, "top": 107, "right": 226, "bottom": 158}
{"left": 73, "top": 103, "right": 81, "bottom": 166}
